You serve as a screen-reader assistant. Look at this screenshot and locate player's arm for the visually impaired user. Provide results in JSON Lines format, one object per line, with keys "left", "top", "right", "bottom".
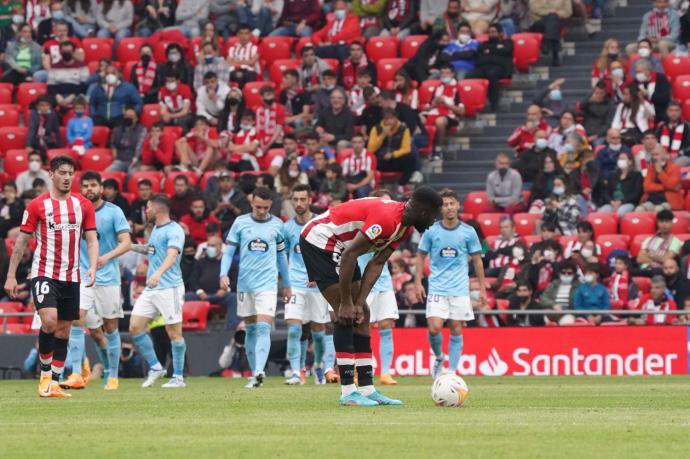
{"left": 219, "top": 243, "right": 237, "bottom": 291}
{"left": 338, "top": 232, "right": 375, "bottom": 324}
{"left": 131, "top": 243, "right": 150, "bottom": 255}
{"left": 355, "top": 246, "right": 394, "bottom": 308}
{"left": 98, "top": 232, "right": 132, "bottom": 268}
{"left": 414, "top": 251, "right": 428, "bottom": 302}
{"left": 84, "top": 230, "right": 99, "bottom": 287}
{"left": 4, "top": 233, "right": 31, "bottom": 298}
{"left": 147, "top": 247, "right": 179, "bottom": 288}
{"left": 276, "top": 241, "right": 292, "bottom": 300}
{"left": 471, "top": 253, "right": 487, "bottom": 307}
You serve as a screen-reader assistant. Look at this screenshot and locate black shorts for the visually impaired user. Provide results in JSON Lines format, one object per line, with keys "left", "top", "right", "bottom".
{"left": 30, "top": 276, "right": 80, "bottom": 321}
{"left": 299, "top": 236, "right": 361, "bottom": 291}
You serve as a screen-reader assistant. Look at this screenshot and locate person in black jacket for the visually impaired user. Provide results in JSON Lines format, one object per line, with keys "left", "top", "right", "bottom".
{"left": 403, "top": 29, "right": 451, "bottom": 83}
{"left": 527, "top": 152, "right": 565, "bottom": 208}
{"left": 503, "top": 282, "right": 545, "bottom": 327}
{"left": 579, "top": 82, "right": 615, "bottom": 144}
{"left": 0, "top": 181, "right": 24, "bottom": 238}
{"left": 156, "top": 43, "right": 195, "bottom": 90}
{"left": 129, "top": 43, "right": 160, "bottom": 104}
{"left": 634, "top": 59, "right": 671, "bottom": 123}
{"left": 26, "top": 95, "right": 63, "bottom": 154}
{"left": 513, "top": 129, "right": 556, "bottom": 186}
{"left": 598, "top": 151, "right": 643, "bottom": 217}
{"left": 465, "top": 22, "right": 513, "bottom": 111}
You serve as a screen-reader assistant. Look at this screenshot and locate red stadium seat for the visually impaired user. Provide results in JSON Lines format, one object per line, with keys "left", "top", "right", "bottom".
{"left": 243, "top": 82, "right": 276, "bottom": 109}
{"left": 476, "top": 213, "right": 509, "bottom": 237}
{"left": 522, "top": 235, "right": 543, "bottom": 247}
{"left": 261, "top": 148, "right": 286, "bottom": 171}
{"left": 630, "top": 234, "right": 653, "bottom": 257}
{"left": 0, "top": 105, "right": 20, "bottom": 127}
{"left": 163, "top": 171, "right": 198, "bottom": 196}
{"left": 558, "top": 235, "right": 578, "bottom": 253}
{"left": 0, "top": 127, "right": 27, "bottom": 157}
{"left": 258, "top": 36, "right": 293, "bottom": 68}
{"left": 70, "top": 171, "right": 83, "bottom": 192}
{"left": 91, "top": 126, "right": 111, "bottom": 148}
{"left": 684, "top": 99, "right": 690, "bottom": 120}
{"left": 458, "top": 79, "right": 488, "bottom": 117}
{"left": 0, "top": 302, "right": 24, "bottom": 325}
{"left": 672, "top": 75, "right": 690, "bottom": 102}
{"left": 366, "top": 36, "right": 399, "bottom": 62}
{"left": 47, "top": 148, "right": 79, "bottom": 164}
{"left": 633, "top": 276, "right": 651, "bottom": 295}
{"left": 294, "top": 37, "right": 316, "bottom": 57}
{"left": 121, "top": 60, "right": 137, "bottom": 80}
{"left": 140, "top": 104, "right": 162, "bottom": 128}
{"left": 513, "top": 213, "right": 541, "bottom": 236}
{"left": 620, "top": 212, "right": 656, "bottom": 237}
{"left": 672, "top": 211, "right": 690, "bottom": 234}
{"left": 418, "top": 125, "right": 436, "bottom": 156}
{"left": 463, "top": 191, "right": 497, "bottom": 216}
{"left": 153, "top": 40, "right": 180, "bottom": 64}
{"left": 596, "top": 234, "right": 631, "bottom": 260}
{"left": 190, "top": 36, "right": 224, "bottom": 62}
{"left": 511, "top": 34, "right": 540, "bottom": 72}
{"left": 80, "top": 148, "right": 113, "bottom": 171}
{"left": 163, "top": 125, "right": 183, "bottom": 139}
{"left": 182, "top": 301, "right": 211, "bottom": 331}
{"left": 400, "top": 35, "right": 427, "bottom": 59}
{"left": 677, "top": 233, "right": 690, "bottom": 242}
{"left": 100, "top": 171, "right": 126, "bottom": 190}
{"left": 4, "top": 149, "right": 29, "bottom": 178}
{"left": 662, "top": 55, "right": 690, "bottom": 84}
{"left": 322, "top": 58, "right": 340, "bottom": 72}
{"left": 16, "top": 83, "right": 47, "bottom": 111}
{"left": 585, "top": 212, "right": 619, "bottom": 236}
{"left": 376, "top": 58, "right": 407, "bottom": 87}
{"left": 82, "top": 37, "right": 113, "bottom": 63}
{"left": 269, "top": 59, "right": 299, "bottom": 85}
{"left": 418, "top": 80, "right": 441, "bottom": 109}
{"left": 116, "top": 37, "right": 148, "bottom": 63}
{"left": 0, "top": 85, "right": 12, "bottom": 104}
{"left": 127, "top": 171, "right": 164, "bottom": 193}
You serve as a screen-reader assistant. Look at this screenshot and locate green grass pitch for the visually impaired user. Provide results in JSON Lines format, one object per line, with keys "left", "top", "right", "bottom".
{"left": 2, "top": 376, "right": 690, "bottom": 458}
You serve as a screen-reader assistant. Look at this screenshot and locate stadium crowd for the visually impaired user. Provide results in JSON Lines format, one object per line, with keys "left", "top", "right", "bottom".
{"left": 0, "top": 0, "right": 689, "bottom": 335}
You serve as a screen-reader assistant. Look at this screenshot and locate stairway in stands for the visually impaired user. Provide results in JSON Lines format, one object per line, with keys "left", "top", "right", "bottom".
{"left": 426, "top": 0, "right": 649, "bottom": 200}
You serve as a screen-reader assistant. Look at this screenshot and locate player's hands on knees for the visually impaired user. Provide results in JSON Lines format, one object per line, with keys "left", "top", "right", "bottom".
{"left": 338, "top": 301, "right": 356, "bottom": 326}
{"left": 219, "top": 275, "right": 231, "bottom": 291}
{"left": 353, "top": 302, "right": 366, "bottom": 325}
{"left": 86, "top": 267, "right": 97, "bottom": 288}
{"left": 413, "top": 282, "right": 426, "bottom": 303}
{"left": 4, "top": 277, "right": 18, "bottom": 299}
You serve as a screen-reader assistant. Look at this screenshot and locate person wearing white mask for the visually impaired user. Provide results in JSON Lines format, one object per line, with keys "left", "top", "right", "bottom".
{"left": 627, "top": 38, "right": 665, "bottom": 77}
{"left": 632, "top": 58, "right": 671, "bottom": 120}
{"left": 573, "top": 263, "right": 609, "bottom": 325}
{"left": 441, "top": 22, "right": 480, "bottom": 80}
{"left": 611, "top": 84, "right": 656, "bottom": 143}
{"left": 632, "top": 0, "right": 681, "bottom": 57}
{"left": 595, "top": 128, "right": 631, "bottom": 178}
{"left": 563, "top": 221, "right": 601, "bottom": 260}
{"left": 539, "top": 260, "right": 580, "bottom": 325}
{"left": 547, "top": 111, "right": 585, "bottom": 157}
{"left": 88, "top": 64, "right": 142, "bottom": 128}
{"left": 312, "top": 0, "right": 362, "bottom": 61}
{"left": 543, "top": 175, "right": 580, "bottom": 236}
{"left": 514, "top": 129, "right": 558, "bottom": 186}
{"left": 16, "top": 152, "right": 52, "bottom": 194}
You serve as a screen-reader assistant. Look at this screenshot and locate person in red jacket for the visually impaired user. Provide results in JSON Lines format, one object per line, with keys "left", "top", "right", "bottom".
{"left": 313, "top": 0, "right": 362, "bottom": 61}
{"left": 140, "top": 122, "right": 175, "bottom": 171}
{"left": 179, "top": 197, "right": 221, "bottom": 245}
{"left": 507, "top": 104, "right": 552, "bottom": 155}
{"left": 638, "top": 145, "right": 683, "bottom": 211}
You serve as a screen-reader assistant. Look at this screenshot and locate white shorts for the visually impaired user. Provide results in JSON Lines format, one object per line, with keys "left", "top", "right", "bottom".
{"left": 367, "top": 290, "right": 399, "bottom": 323}
{"left": 80, "top": 284, "right": 123, "bottom": 329}
{"left": 132, "top": 286, "right": 185, "bottom": 325}
{"left": 285, "top": 289, "right": 330, "bottom": 323}
{"left": 425, "top": 294, "right": 474, "bottom": 321}
{"left": 238, "top": 291, "right": 277, "bottom": 318}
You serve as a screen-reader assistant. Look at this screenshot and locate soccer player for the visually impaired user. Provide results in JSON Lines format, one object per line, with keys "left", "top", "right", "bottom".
{"left": 129, "top": 195, "right": 188, "bottom": 388}
{"left": 283, "top": 184, "right": 332, "bottom": 385}
{"left": 357, "top": 190, "right": 399, "bottom": 385}
{"left": 4, "top": 156, "right": 98, "bottom": 398}
{"left": 220, "top": 187, "right": 291, "bottom": 388}
{"left": 60, "top": 172, "right": 132, "bottom": 391}
{"left": 300, "top": 187, "right": 442, "bottom": 406}
{"left": 414, "top": 189, "right": 487, "bottom": 380}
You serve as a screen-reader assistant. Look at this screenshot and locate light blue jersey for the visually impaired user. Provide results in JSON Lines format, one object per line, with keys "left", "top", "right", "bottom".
{"left": 358, "top": 252, "right": 394, "bottom": 293}
{"left": 224, "top": 214, "right": 289, "bottom": 292}
{"left": 146, "top": 221, "right": 185, "bottom": 290}
{"left": 79, "top": 201, "right": 130, "bottom": 286}
{"left": 284, "top": 217, "right": 317, "bottom": 292}
{"left": 418, "top": 221, "right": 481, "bottom": 297}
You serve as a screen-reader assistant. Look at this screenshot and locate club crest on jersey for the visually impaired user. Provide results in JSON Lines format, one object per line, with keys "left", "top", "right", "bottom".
{"left": 365, "top": 224, "right": 382, "bottom": 239}
{"left": 249, "top": 238, "right": 268, "bottom": 252}
{"left": 440, "top": 246, "right": 458, "bottom": 258}
{"left": 294, "top": 244, "right": 301, "bottom": 254}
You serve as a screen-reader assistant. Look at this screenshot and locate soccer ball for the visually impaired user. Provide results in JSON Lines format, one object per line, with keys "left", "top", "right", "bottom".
{"left": 431, "top": 374, "right": 469, "bottom": 407}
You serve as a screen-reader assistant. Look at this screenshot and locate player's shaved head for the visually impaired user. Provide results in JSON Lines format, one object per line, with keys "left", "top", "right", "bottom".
{"left": 403, "top": 186, "right": 443, "bottom": 233}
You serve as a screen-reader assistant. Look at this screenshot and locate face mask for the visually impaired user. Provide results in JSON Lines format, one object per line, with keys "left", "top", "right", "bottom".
{"left": 324, "top": 84, "right": 335, "bottom": 91}
{"left": 553, "top": 186, "right": 565, "bottom": 196}
{"left": 581, "top": 248, "right": 594, "bottom": 259}
{"left": 166, "top": 82, "right": 177, "bottom": 91}
{"left": 51, "top": 10, "right": 64, "bottom": 20}
{"left": 458, "top": 34, "right": 471, "bottom": 43}
{"left": 169, "top": 52, "right": 181, "bottom": 63}
{"left": 609, "top": 143, "right": 621, "bottom": 151}
{"left": 565, "top": 143, "right": 575, "bottom": 153}
{"left": 240, "top": 123, "right": 253, "bottom": 131}
{"left": 549, "top": 89, "right": 562, "bottom": 101}
{"left": 535, "top": 138, "right": 548, "bottom": 150}
{"left": 334, "top": 9, "right": 346, "bottom": 20}
{"left": 141, "top": 54, "right": 152, "bottom": 65}
{"left": 29, "top": 161, "right": 41, "bottom": 172}
{"left": 105, "top": 74, "right": 118, "bottom": 85}
{"left": 543, "top": 249, "right": 556, "bottom": 262}
{"left": 205, "top": 55, "right": 214, "bottom": 65}
{"left": 560, "top": 275, "right": 573, "bottom": 284}
{"left": 583, "top": 274, "right": 594, "bottom": 283}
{"left": 74, "top": 110, "right": 84, "bottom": 117}
{"left": 611, "top": 68, "right": 625, "bottom": 79}
{"left": 512, "top": 247, "right": 525, "bottom": 261}
{"left": 61, "top": 51, "right": 72, "bottom": 61}
{"left": 607, "top": 52, "right": 618, "bottom": 60}
{"left": 12, "top": 14, "right": 23, "bottom": 24}
{"left": 635, "top": 72, "right": 648, "bottom": 83}
{"left": 206, "top": 247, "right": 217, "bottom": 259}
{"left": 123, "top": 118, "right": 134, "bottom": 127}
{"left": 441, "top": 76, "right": 452, "bottom": 84}
{"left": 288, "top": 169, "right": 300, "bottom": 178}
{"left": 617, "top": 159, "right": 628, "bottom": 169}
{"left": 638, "top": 47, "right": 651, "bottom": 58}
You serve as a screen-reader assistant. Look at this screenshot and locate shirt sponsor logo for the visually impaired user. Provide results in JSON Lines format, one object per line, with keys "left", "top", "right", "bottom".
{"left": 48, "top": 222, "right": 81, "bottom": 231}
{"left": 365, "top": 224, "right": 382, "bottom": 240}
{"left": 440, "top": 246, "right": 458, "bottom": 258}
{"left": 248, "top": 238, "right": 269, "bottom": 252}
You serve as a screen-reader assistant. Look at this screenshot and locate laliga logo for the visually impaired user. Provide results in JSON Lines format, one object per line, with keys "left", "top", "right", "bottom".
{"left": 478, "top": 348, "right": 509, "bottom": 376}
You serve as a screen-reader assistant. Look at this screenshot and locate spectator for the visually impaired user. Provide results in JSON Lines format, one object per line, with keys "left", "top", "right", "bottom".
{"left": 462, "top": 1, "right": 499, "bottom": 34}
{"left": 218, "top": 87, "right": 246, "bottom": 133}
{"left": 513, "top": 130, "right": 554, "bottom": 186}
{"left": 280, "top": 69, "right": 312, "bottom": 130}
{"left": 176, "top": 116, "right": 219, "bottom": 174}
{"left": 596, "top": 128, "right": 631, "bottom": 179}
{"left": 528, "top": 0, "right": 572, "bottom": 66}
{"left": 637, "top": 129, "right": 661, "bottom": 174}
{"left": 316, "top": 88, "right": 355, "bottom": 151}
{"left": 611, "top": 84, "right": 655, "bottom": 144}
{"left": 195, "top": 23, "right": 225, "bottom": 61}
{"left": 603, "top": 59, "right": 628, "bottom": 104}
{"left": 313, "top": 69, "right": 342, "bottom": 119}
{"left": 135, "top": 0, "right": 176, "bottom": 37}
{"left": 466, "top": 22, "right": 513, "bottom": 110}
{"left": 313, "top": 0, "right": 362, "bottom": 60}
{"left": 352, "top": 0, "right": 387, "bottom": 39}
{"left": 174, "top": 0, "right": 210, "bottom": 38}
{"left": 342, "top": 133, "right": 376, "bottom": 198}
{"left": 403, "top": 29, "right": 451, "bottom": 83}
{"left": 64, "top": 0, "right": 99, "bottom": 38}
{"left": 348, "top": 68, "right": 375, "bottom": 117}
{"left": 390, "top": 257, "right": 412, "bottom": 292}
{"left": 27, "top": 95, "right": 62, "bottom": 154}
{"left": 486, "top": 152, "right": 524, "bottom": 214}
{"left": 627, "top": 38, "right": 665, "bottom": 77}
{"left": 533, "top": 78, "right": 568, "bottom": 121}
{"left": 563, "top": 221, "right": 601, "bottom": 259}
{"left": 33, "top": 178, "right": 49, "bottom": 195}
{"left": 140, "top": 122, "right": 174, "bottom": 170}
{"left": 226, "top": 24, "right": 260, "bottom": 87}
{"left": 637, "top": 145, "right": 683, "bottom": 211}
{"left": 433, "top": 0, "right": 462, "bottom": 36}
{"left": 573, "top": 148, "right": 606, "bottom": 213}
{"left": 38, "top": 14, "right": 82, "bottom": 56}
{"left": 170, "top": 174, "right": 201, "bottom": 220}
{"left": 107, "top": 106, "right": 147, "bottom": 172}
{"left": 368, "top": 108, "right": 415, "bottom": 188}
{"left": 486, "top": 217, "right": 520, "bottom": 276}
{"left": 27, "top": 0, "right": 51, "bottom": 31}
{"left": 419, "top": 0, "right": 447, "bottom": 32}
{"left": 96, "top": 0, "right": 133, "bottom": 44}
{"left": 663, "top": 256, "right": 690, "bottom": 306}
{"left": 205, "top": 171, "right": 251, "bottom": 231}
{"left": 239, "top": 0, "right": 281, "bottom": 37}
{"left": 599, "top": 151, "right": 643, "bottom": 216}
{"left": 196, "top": 71, "right": 230, "bottom": 126}
{"left": 16, "top": 152, "right": 51, "bottom": 194}
{"left": 298, "top": 45, "right": 331, "bottom": 95}
{"left": 539, "top": 260, "right": 580, "bottom": 325}
{"left": 634, "top": 0, "right": 680, "bottom": 57}
{"left": 47, "top": 40, "right": 88, "bottom": 111}
{"left": 1, "top": 23, "right": 42, "bottom": 84}
{"left": 608, "top": 254, "right": 635, "bottom": 309}
{"left": 193, "top": 40, "right": 229, "bottom": 90}
{"left": 219, "top": 110, "right": 262, "bottom": 171}
{"left": 66, "top": 96, "right": 93, "bottom": 151}
{"left": 504, "top": 282, "right": 544, "bottom": 326}
{"left": 633, "top": 58, "right": 671, "bottom": 120}
{"left": 681, "top": 3, "right": 690, "bottom": 48}
{"left": 89, "top": 64, "right": 142, "bottom": 128}
{"left": 424, "top": 63, "right": 465, "bottom": 159}
{"left": 270, "top": 0, "right": 320, "bottom": 37}
{"left": 390, "top": 70, "right": 419, "bottom": 109}
{"left": 275, "top": 156, "right": 308, "bottom": 216}
{"left": 508, "top": 104, "right": 551, "bottom": 155}
{"left": 657, "top": 100, "right": 690, "bottom": 165}
{"left": 637, "top": 210, "right": 684, "bottom": 273}
{"left": 210, "top": 0, "right": 239, "bottom": 39}
{"left": 490, "top": 240, "right": 530, "bottom": 299}
{"left": 547, "top": 111, "right": 586, "bottom": 158}
{"left": 381, "top": 0, "right": 421, "bottom": 40}
{"left": 0, "top": 181, "right": 24, "bottom": 238}
{"left": 579, "top": 82, "right": 615, "bottom": 144}
{"left": 304, "top": 149, "right": 329, "bottom": 192}
{"left": 340, "top": 40, "right": 377, "bottom": 91}
{"left": 130, "top": 178, "right": 153, "bottom": 235}
{"left": 316, "top": 163, "right": 347, "bottom": 208}
{"left": 542, "top": 175, "right": 580, "bottom": 236}
{"left": 180, "top": 197, "right": 221, "bottom": 244}
{"left": 256, "top": 85, "right": 285, "bottom": 151}
{"left": 629, "top": 275, "right": 676, "bottom": 325}
{"left": 559, "top": 132, "right": 589, "bottom": 174}
{"left": 381, "top": 89, "right": 426, "bottom": 156}
{"left": 129, "top": 43, "right": 159, "bottom": 104}
{"left": 591, "top": 38, "right": 625, "bottom": 87}
{"left": 102, "top": 178, "right": 131, "bottom": 216}
{"left": 573, "top": 263, "right": 610, "bottom": 325}
{"left": 357, "top": 86, "right": 384, "bottom": 133}
{"left": 159, "top": 71, "right": 195, "bottom": 131}
{"left": 157, "top": 43, "right": 195, "bottom": 89}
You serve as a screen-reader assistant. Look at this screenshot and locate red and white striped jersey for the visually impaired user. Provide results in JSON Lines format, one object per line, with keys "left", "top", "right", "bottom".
{"left": 20, "top": 192, "right": 97, "bottom": 282}
{"left": 227, "top": 42, "right": 260, "bottom": 73}
{"left": 341, "top": 151, "right": 376, "bottom": 178}
{"left": 301, "top": 198, "right": 412, "bottom": 254}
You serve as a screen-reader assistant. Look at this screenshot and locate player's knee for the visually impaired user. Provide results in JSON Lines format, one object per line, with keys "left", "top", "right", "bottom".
{"left": 428, "top": 323, "right": 442, "bottom": 335}
{"left": 435, "top": 117, "right": 447, "bottom": 128}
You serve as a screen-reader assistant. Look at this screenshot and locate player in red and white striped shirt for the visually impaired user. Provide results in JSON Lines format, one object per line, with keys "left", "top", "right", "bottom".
{"left": 299, "top": 187, "right": 442, "bottom": 406}
{"left": 5, "top": 156, "right": 98, "bottom": 398}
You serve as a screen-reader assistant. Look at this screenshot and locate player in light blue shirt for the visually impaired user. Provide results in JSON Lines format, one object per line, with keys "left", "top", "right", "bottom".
{"left": 220, "top": 187, "right": 291, "bottom": 388}
{"left": 129, "top": 195, "right": 188, "bottom": 389}
{"left": 415, "top": 189, "right": 487, "bottom": 379}
{"left": 64, "top": 172, "right": 132, "bottom": 391}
